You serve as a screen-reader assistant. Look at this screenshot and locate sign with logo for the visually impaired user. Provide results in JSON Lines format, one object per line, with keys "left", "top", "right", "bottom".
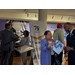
{"left": 29, "top": 21, "right": 44, "bottom": 65}
{"left": 53, "top": 40, "right": 64, "bottom": 55}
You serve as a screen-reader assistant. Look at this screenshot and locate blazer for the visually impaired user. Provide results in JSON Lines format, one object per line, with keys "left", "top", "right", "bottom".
{"left": 67, "top": 29, "right": 75, "bottom": 65}
{"left": 41, "top": 38, "right": 54, "bottom": 65}
{"left": 0, "top": 29, "right": 19, "bottom": 51}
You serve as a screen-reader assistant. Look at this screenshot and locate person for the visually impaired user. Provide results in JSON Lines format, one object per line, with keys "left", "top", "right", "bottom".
{"left": 0, "top": 23, "right": 19, "bottom": 65}
{"left": 29, "top": 50, "right": 34, "bottom": 65}
{"left": 9, "top": 22, "right": 17, "bottom": 65}
{"left": 41, "top": 30, "right": 56, "bottom": 65}
{"left": 53, "top": 23, "right": 65, "bottom": 65}
{"left": 9, "top": 22, "right": 16, "bottom": 34}
{"left": 64, "top": 22, "right": 75, "bottom": 65}
{"left": 20, "top": 30, "right": 30, "bottom": 65}
{"left": 51, "top": 45, "right": 55, "bottom": 65}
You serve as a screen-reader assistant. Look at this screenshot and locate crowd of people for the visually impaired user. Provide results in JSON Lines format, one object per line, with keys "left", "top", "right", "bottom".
{"left": 0, "top": 22, "right": 75, "bottom": 65}
{"left": 41, "top": 22, "right": 75, "bottom": 65}
{"left": 0, "top": 22, "right": 30, "bottom": 65}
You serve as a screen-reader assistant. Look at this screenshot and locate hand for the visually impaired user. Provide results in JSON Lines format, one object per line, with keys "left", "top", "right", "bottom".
{"left": 52, "top": 42, "right": 56, "bottom": 46}
{"left": 19, "top": 45, "right": 21, "bottom": 47}
{"left": 48, "top": 42, "right": 56, "bottom": 48}
{"left": 48, "top": 44, "right": 51, "bottom": 48}
{"left": 15, "top": 34, "right": 18, "bottom": 36}
{"left": 64, "top": 46, "right": 71, "bottom": 51}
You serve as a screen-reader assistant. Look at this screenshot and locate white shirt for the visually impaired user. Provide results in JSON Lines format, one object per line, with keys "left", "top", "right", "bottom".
{"left": 48, "top": 41, "right": 54, "bottom": 55}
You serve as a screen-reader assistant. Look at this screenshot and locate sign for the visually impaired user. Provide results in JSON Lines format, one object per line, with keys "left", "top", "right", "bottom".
{"left": 29, "top": 21, "right": 44, "bottom": 65}
{"left": 15, "top": 46, "right": 34, "bottom": 53}
{"left": 53, "top": 40, "right": 64, "bottom": 55}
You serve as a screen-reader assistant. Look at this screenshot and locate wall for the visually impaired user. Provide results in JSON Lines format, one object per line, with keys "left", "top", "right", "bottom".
{"left": 0, "top": 20, "right": 6, "bottom": 31}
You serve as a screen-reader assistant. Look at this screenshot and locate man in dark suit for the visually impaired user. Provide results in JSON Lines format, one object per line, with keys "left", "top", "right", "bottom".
{"left": 0, "top": 23, "right": 19, "bottom": 65}
{"left": 9, "top": 22, "right": 16, "bottom": 65}
{"left": 64, "top": 22, "right": 75, "bottom": 65}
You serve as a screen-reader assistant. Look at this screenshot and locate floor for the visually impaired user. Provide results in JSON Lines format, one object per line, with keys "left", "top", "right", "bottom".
{"left": 0, "top": 56, "right": 68, "bottom": 65}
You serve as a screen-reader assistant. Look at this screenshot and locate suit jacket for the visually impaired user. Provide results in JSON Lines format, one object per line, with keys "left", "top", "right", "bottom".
{"left": 41, "top": 38, "right": 54, "bottom": 65}
{"left": 0, "top": 29, "right": 19, "bottom": 51}
{"left": 53, "top": 28, "right": 65, "bottom": 52}
{"left": 67, "top": 29, "right": 75, "bottom": 65}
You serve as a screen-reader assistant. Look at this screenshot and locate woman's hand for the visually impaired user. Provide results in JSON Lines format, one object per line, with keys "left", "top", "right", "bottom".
{"left": 48, "top": 42, "right": 56, "bottom": 48}
{"left": 48, "top": 44, "right": 51, "bottom": 48}
{"left": 52, "top": 42, "right": 56, "bottom": 46}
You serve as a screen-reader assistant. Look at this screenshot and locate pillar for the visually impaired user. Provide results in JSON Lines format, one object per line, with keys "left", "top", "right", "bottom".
{"left": 38, "top": 9, "right": 47, "bottom": 33}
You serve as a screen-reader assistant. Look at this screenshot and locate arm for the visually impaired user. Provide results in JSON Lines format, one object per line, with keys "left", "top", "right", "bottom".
{"left": 11, "top": 32, "right": 19, "bottom": 41}
{"left": 64, "top": 35, "right": 75, "bottom": 51}
{"left": 41, "top": 40, "right": 50, "bottom": 51}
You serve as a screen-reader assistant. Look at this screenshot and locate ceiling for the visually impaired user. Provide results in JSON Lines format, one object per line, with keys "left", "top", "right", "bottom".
{"left": 0, "top": 9, "right": 75, "bottom": 22}
{"left": 0, "top": 9, "right": 24, "bottom": 13}
{"left": 27, "top": 9, "right": 75, "bottom": 16}
{"left": 0, "top": 9, "right": 75, "bottom": 16}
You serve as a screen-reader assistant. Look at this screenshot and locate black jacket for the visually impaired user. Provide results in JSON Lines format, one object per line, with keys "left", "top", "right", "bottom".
{"left": 67, "top": 29, "right": 75, "bottom": 65}
{"left": 0, "top": 29, "right": 19, "bottom": 51}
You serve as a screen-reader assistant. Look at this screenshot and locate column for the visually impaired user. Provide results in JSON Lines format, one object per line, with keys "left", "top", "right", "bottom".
{"left": 38, "top": 9, "right": 47, "bottom": 33}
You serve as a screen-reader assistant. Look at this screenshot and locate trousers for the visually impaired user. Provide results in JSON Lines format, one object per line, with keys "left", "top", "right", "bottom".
{"left": 21, "top": 52, "right": 27, "bottom": 65}
{"left": 1, "top": 51, "right": 12, "bottom": 65}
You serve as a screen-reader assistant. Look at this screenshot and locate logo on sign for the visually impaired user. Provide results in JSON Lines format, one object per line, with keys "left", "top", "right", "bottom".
{"left": 34, "top": 26, "right": 39, "bottom": 31}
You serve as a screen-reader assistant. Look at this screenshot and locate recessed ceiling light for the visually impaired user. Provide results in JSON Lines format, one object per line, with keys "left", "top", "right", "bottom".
{"left": 68, "top": 17, "right": 70, "bottom": 20}
{"left": 35, "top": 14, "right": 37, "bottom": 17}
{"left": 61, "top": 17, "right": 63, "bottom": 19}
{"left": 52, "top": 16, "right": 54, "bottom": 19}
{"left": 27, "top": 13, "right": 29, "bottom": 17}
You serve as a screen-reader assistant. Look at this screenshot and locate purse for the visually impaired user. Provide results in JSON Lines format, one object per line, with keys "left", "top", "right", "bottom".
{"left": 54, "top": 54, "right": 61, "bottom": 65}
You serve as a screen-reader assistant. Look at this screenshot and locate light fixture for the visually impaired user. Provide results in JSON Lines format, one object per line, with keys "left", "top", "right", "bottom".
{"left": 61, "top": 16, "right": 63, "bottom": 19}
{"left": 27, "top": 13, "right": 29, "bottom": 17}
{"left": 52, "top": 16, "right": 54, "bottom": 19}
{"left": 35, "top": 13, "right": 37, "bottom": 17}
{"left": 68, "top": 17, "right": 70, "bottom": 20}
{"left": 24, "top": 9, "right": 28, "bottom": 14}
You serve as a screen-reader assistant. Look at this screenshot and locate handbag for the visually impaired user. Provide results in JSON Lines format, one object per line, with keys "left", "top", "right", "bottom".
{"left": 54, "top": 54, "right": 61, "bottom": 65}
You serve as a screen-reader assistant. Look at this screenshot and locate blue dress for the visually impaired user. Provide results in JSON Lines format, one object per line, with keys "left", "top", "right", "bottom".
{"left": 41, "top": 38, "right": 54, "bottom": 65}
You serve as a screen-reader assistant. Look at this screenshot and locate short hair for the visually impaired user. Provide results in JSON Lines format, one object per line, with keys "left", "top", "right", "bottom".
{"left": 24, "top": 30, "right": 29, "bottom": 37}
{"left": 5, "top": 23, "right": 11, "bottom": 29}
{"left": 65, "top": 22, "right": 71, "bottom": 25}
{"left": 44, "top": 30, "right": 50, "bottom": 35}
